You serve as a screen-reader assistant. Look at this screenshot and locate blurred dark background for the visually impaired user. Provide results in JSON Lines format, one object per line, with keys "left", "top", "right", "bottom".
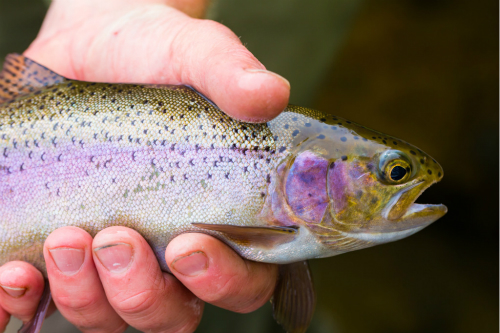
{"left": 1, "top": 0, "right": 498, "bottom": 332}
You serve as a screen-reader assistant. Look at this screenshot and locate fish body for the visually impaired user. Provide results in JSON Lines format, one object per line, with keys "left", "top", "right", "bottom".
{"left": 0, "top": 54, "right": 446, "bottom": 333}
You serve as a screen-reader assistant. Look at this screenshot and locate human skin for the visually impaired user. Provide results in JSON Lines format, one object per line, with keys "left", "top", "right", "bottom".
{"left": 0, "top": 0, "right": 290, "bottom": 332}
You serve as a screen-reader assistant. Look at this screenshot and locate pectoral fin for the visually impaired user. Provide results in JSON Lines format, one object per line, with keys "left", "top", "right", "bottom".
{"left": 272, "top": 261, "right": 316, "bottom": 333}
{"left": 18, "top": 279, "right": 51, "bottom": 333}
{"left": 191, "top": 223, "right": 297, "bottom": 249}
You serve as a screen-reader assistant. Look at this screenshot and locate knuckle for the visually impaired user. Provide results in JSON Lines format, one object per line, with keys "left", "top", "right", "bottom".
{"left": 203, "top": 273, "right": 241, "bottom": 303}
{"left": 55, "top": 295, "right": 98, "bottom": 312}
{"left": 111, "top": 289, "right": 159, "bottom": 315}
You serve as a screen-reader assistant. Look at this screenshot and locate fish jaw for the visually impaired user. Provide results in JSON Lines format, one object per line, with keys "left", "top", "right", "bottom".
{"left": 334, "top": 179, "right": 447, "bottom": 244}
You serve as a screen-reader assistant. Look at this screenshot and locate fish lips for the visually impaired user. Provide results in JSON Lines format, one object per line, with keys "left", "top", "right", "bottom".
{"left": 344, "top": 179, "right": 447, "bottom": 243}
{"left": 383, "top": 179, "right": 447, "bottom": 228}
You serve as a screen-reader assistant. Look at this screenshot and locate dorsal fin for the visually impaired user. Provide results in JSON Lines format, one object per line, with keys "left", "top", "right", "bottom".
{"left": 0, "top": 53, "right": 67, "bottom": 104}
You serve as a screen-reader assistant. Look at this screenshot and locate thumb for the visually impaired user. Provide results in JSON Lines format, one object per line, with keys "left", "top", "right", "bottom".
{"left": 25, "top": 3, "right": 290, "bottom": 122}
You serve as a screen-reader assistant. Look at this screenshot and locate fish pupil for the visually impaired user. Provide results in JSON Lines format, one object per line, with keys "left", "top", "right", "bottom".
{"left": 390, "top": 166, "right": 407, "bottom": 181}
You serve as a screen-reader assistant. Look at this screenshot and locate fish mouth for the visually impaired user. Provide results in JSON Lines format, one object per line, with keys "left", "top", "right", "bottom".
{"left": 337, "top": 180, "right": 447, "bottom": 244}
{"left": 383, "top": 179, "right": 447, "bottom": 222}
{"left": 340, "top": 201, "right": 447, "bottom": 244}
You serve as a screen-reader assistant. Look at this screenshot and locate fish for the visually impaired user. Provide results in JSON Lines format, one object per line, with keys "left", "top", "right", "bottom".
{"left": 0, "top": 54, "right": 447, "bottom": 333}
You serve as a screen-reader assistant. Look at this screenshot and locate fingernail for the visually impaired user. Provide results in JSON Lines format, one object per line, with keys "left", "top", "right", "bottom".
{"left": 94, "top": 243, "right": 133, "bottom": 274}
{"left": 49, "top": 247, "right": 85, "bottom": 276}
{"left": 245, "top": 68, "right": 290, "bottom": 88}
{"left": 0, "top": 285, "right": 26, "bottom": 298}
{"left": 172, "top": 251, "right": 208, "bottom": 277}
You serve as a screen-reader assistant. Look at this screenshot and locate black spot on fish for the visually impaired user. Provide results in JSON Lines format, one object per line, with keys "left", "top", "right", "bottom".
{"left": 331, "top": 126, "right": 337, "bottom": 130}
{"left": 341, "top": 155, "right": 348, "bottom": 161}
{"left": 284, "top": 124, "right": 289, "bottom": 129}
{"left": 383, "top": 140, "right": 387, "bottom": 144}
{"left": 279, "top": 146, "right": 286, "bottom": 153}
{"left": 266, "top": 174, "right": 271, "bottom": 183}
{"left": 317, "top": 134, "right": 325, "bottom": 139}
{"left": 340, "top": 137, "right": 347, "bottom": 142}
{"left": 208, "top": 173, "right": 212, "bottom": 179}
{"left": 438, "top": 172, "right": 442, "bottom": 177}
{"left": 393, "top": 141, "right": 398, "bottom": 145}
{"left": 305, "top": 123, "right": 311, "bottom": 127}
{"left": 354, "top": 136, "right": 359, "bottom": 140}
{"left": 320, "top": 118, "right": 326, "bottom": 122}
{"left": 243, "top": 166, "right": 248, "bottom": 173}
{"left": 427, "top": 169, "right": 432, "bottom": 175}
{"left": 410, "top": 150, "right": 417, "bottom": 155}
{"left": 292, "top": 117, "right": 298, "bottom": 121}
{"left": 225, "top": 172, "right": 229, "bottom": 179}
{"left": 292, "top": 130, "right": 299, "bottom": 137}
{"left": 261, "top": 192, "right": 266, "bottom": 198}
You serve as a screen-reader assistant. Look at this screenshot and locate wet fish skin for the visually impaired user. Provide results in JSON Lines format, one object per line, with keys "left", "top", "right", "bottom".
{"left": 0, "top": 54, "right": 447, "bottom": 333}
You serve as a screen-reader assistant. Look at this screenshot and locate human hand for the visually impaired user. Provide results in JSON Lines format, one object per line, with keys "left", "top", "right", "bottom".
{"left": 0, "top": 227, "right": 277, "bottom": 332}
{"left": 1, "top": 0, "right": 286, "bottom": 331}
{"left": 24, "top": 0, "right": 290, "bottom": 122}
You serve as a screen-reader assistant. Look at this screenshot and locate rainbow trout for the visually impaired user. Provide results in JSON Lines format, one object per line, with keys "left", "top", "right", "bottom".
{"left": 0, "top": 54, "right": 446, "bottom": 333}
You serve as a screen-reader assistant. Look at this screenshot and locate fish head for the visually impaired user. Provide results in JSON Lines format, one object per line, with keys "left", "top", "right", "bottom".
{"left": 276, "top": 111, "right": 447, "bottom": 252}
{"left": 324, "top": 146, "right": 447, "bottom": 240}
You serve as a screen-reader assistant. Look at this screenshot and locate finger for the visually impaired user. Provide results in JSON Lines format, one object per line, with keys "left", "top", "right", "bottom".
{"left": 0, "top": 261, "right": 44, "bottom": 323}
{"left": 25, "top": 2, "right": 290, "bottom": 122}
{"left": 166, "top": 233, "right": 277, "bottom": 313}
{"left": 0, "top": 307, "right": 9, "bottom": 332}
{"left": 44, "top": 227, "right": 127, "bottom": 333}
{"left": 92, "top": 227, "right": 203, "bottom": 333}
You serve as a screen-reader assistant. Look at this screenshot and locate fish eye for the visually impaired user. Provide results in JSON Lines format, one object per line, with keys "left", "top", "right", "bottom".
{"left": 390, "top": 165, "right": 407, "bottom": 181}
{"left": 378, "top": 150, "right": 412, "bottom": 184}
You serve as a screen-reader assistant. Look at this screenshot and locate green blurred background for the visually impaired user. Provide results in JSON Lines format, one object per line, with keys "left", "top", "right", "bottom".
{"left": 1, "top": 0, "right": 498, "bottom": 332}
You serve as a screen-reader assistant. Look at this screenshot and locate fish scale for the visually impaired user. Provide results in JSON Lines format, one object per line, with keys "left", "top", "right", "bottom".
{"left": 0, "top": 81, "right": 288, "bottom": 273}
{"left": 0, "top": 54, "right": 446, "bottom": 333}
